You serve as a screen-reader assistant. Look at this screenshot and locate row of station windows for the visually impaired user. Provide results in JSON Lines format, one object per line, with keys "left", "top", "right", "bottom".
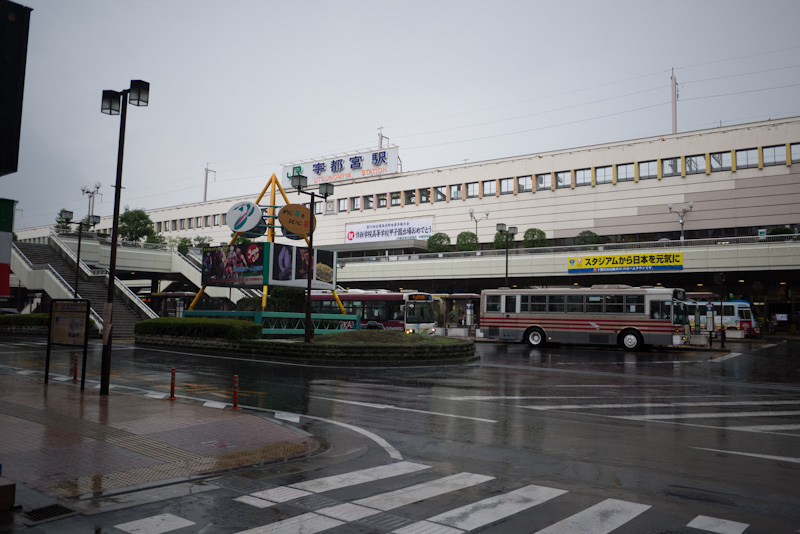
{"left": 140, "top": 142, "right": 799, "bottom": 234}
{"left": 315, "top": 142, "right": 799, "bottom": 214}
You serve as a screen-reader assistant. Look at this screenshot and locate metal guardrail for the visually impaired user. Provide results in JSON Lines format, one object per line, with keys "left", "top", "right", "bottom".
{"left": 184, "top": 310, "right": 360, "bottom": 335}
{"left": 110, "top": 274, "right": 159, "bottom": 319}
{"left": 50, "top": 230, "right": 98, "bottom": 279}
{"left": 336, "top": 234, "right": 800, "bottom": 265}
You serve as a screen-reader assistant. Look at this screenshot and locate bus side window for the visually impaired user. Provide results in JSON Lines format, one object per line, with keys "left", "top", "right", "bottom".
{"left": 486, "top": 295, "right": 501, "bottom": 312}
{"left": 504, "top": 295, "right": 517, "bottom": 313}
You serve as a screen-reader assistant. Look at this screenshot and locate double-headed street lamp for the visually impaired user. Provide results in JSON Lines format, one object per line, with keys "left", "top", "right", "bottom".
{"left": 290, "top": 174, "right": 334, "bottom": 343}
{"left": 496, "top": 223, "right": 517, "bottom": 287}
{"left": 468, "top": 208, "right": 489, "bottom": 236}
{"left": 82, "top": 182, "right": 102, "bottom": 218}
{"left": 668, "top": 201, "right": 694, "bottom": 241}
{"left": 62, "top": 210, "right": 101, "bottom": 297}
{"left": 99, "top": 79, "right": 149, "bottom": 396}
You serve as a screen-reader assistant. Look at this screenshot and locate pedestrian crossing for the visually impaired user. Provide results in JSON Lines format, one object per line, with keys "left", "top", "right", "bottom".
{"left": 192, "top": 460, "right": 750, "bottom": 534}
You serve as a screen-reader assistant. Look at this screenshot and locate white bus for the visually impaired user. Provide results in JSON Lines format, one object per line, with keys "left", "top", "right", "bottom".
{"left": 478, "top": 285, "right": 689, "bottom": 350}
{"left": 688, "top": 299, "right": 758, "bottom": 336}
{"left": 311, "top": 289, "right": 439, "bottom": 335}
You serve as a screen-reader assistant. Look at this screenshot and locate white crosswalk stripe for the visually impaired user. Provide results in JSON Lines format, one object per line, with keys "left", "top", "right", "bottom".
{"left": 353, "top": 472, "right": 494, "bottom": 511}
{"left": 289, "top": 460, "right": 430, "bottom": 492}
{"left": 687, "top": 514, "right": 749, "bottom": 534}
{"left": 532, "top": 498, "right": 651, "bottom": 534}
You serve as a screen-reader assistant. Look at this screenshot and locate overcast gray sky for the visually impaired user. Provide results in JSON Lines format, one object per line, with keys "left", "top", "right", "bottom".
{"left": 4, "top": 0, "right": 800, "bottom": 230}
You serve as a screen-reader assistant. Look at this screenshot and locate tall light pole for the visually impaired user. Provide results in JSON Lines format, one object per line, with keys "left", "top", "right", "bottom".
{"left": 99, "top": 80, "right": 149, "bottom": 396}
{"left": 62, "top": 210, "right": 101, "bottom": 297}
{"left": 496, "top": 223, "right": 517, "bottom": 287}
{"left": 82, "top": 182, "right": 102, "bottom": 218}
{"left": 469, "top": 208, "right": 489, "bottom": 237}
{"left": 291, "top": 174, "right": 334, "bottom": 343}
{"left": 668, "top": 201, "right": 693, "bottom": 241}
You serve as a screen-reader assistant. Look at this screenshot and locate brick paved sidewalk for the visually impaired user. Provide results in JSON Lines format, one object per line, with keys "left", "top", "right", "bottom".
{"left": 0, "top": 374, "right": 318, "bottom": 499}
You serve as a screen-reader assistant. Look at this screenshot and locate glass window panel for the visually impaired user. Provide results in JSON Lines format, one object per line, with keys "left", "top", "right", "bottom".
{"left": 763, "top": 145, "right": 786, "bottom": 166}
{"left": 314, "top": 201, "right": 323, "bottom": 214}
{"left": 435, "top": 186, "right": 447, "bottom": 202}
{"left": 566, "top": 295, "right": 584, "bottom": 313}
{"left": 661, "top": 158, "right": 680, "bottom": 177}
{"left": 710, "top": 152, "right": 732, "bottom": 171}
{"left": 450, "top": 184, "right": 462, "bottom": 200}
{"left": 556, "top": 171, "right": 571, "bottom": 188}
{"left": 483, "top": 180, "right": 496, "bottom": 196}
{"left": 466, "top": 182, "right": 479, "bottom": 198}
{"left": 595, "top": 166, "right": 613, "bottom": 184}
{"left": 547, "top": 295, "right": 565, "bottom": 313}
{"left": 404, "top": 190, "right": 415, "bottom": 205}
{"left": 586, "top": 295, "right": 603, "bottom": 313}
{"left": 418, "top": 188, "right": 430, "bottom": 203}
{"left": 685, "top": 155, "right": 705, "bottom": 175}
{"left": 504, "top": 295, "right": 517, "bottom": 313}
{"left": 625, "top": 295, "right": 645, "bottom": 314}
{"left": 517, "top": 176, "right": 532, "bottom": 192}
{"left": 736, "top": 148, "right": 758, "bottom": 169}
{"left": 536, "top": 173, "right": 551, "bottom": 190}
{"left": 338, "top": 198, "right": 348, "bottom": 212}
{"left": 605, "top": 295, "right": 624, "bottom": 314}
{"left": 350, "top": 196, "right": 361, "bottom": 210}
{"left": 486, "top": 295, "right": 501, "bottom": 312}
{"left": 575, "top": 169, "right": 591, "bottom": 186}
{"left": 391, "top": 192, "right": 401, "bottom": 206}
{"left": 499, "top": 178, "right": 514, "bottom": 194}
{"left": 363, "top": 195, "right": 373, "bottom": 209}
{"left": 639, "top": 161, "right": 657, "bottom": 179}
{"left": 617, "top": 163, "right": 634, "bottom": 182}
{"left": 377, "top": 193, "right": 387, "bottom": 208}
{"left": 792, "top": 143, "right": 800, "bottom": 163}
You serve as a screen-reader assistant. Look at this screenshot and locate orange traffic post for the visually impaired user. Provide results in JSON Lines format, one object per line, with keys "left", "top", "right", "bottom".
{"left": 231, "top": 375, "right": 242, "bottom": 410}
{"left": 168, "top": 368, "right": 177, "bottom": 400}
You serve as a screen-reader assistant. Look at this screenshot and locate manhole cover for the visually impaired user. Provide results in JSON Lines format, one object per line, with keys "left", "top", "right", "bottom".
{"left": 24, "top": 504, "right": 76, "bottom": 524}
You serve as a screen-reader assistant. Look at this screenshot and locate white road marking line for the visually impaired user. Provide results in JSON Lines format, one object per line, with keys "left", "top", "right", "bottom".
{"left": 273, "top": 411, "right": 300, "bottom": 423}
{"left": 709, "top": 352, "right": 742, "bottom": 362}
{"left": 527, "top": 400, "right": 800, "bottom": 410}
{"left": 202, "top": 401, "right": 228, "bottom": 409}
{"left": 440, "top": 395, "right": 605, "bottom": 401}
{"left": 354, "top": 473, "right": 494, "bottom": 511}
{"left": 250, "top": 486, "right": 312, "bottom": 503}
{"left": 692, "top": 447, "right": 800, "bottom": 464}
{"left": 310, "top": 396, "right": 497, "bottom": 423}
{"left": 726, "top": 423, "right": 800, "bottom": 432}
{"left": 234, "top": 512, "right": 343, "bottom": 534}
{"left": 300, "top": 413, "right": 403, "bottom": 460}
{"left": 392, "top": 521, "right": 463, "bottom": 534}
{"left": 16, "top": 370, "right": 36, "bottom": 375}
{"left": 233, "top": 495, "right": 275, "bottom": 508}
{"left": 289, "top": 461, "right": 431, "bottom": 493}
{"left": 421, "top": 484, "right": 568, "bottom": 531}
{"left": 50, "top": 375, "right": 72, "bottom": 382}
{"left": 115, "top": 513, "right": 195, "bottom": 534}
{"left": 758, "top": 343, "right": 777, "bottom": 349}
{"left": 687, "top": 514, "right": 749, "bottom": 534}
{"left": 316, "top": 503, "right": 381, "bottom": 522}
{"left": 619, "top": 410, "right": 800, "bottom": 421}
{"left": 145, "top": 392, "right": 167, "bottom": 399}
{"left": 532, "top": 498, "right": 651, "bottom": 534}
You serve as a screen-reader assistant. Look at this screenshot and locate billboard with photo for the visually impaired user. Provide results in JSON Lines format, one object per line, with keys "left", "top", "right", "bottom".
{"left": 266, "top": 242, "right": 336, "bottom": 290}
{"left": 201, "top": 243, "right": 265, "bottom": 288}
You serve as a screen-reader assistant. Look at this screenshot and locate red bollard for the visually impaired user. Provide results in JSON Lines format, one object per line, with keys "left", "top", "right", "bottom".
{"left": 168, "top": 368, "right": 177, "bottom": 400}
{"left": 231, "top": 374, "right": 242, "bottom": 410}
{"left": 71, "top": 354, "right": 79, "bottom": 383}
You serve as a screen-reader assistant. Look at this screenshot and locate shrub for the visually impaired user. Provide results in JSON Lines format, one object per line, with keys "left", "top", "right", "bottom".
{"left": 0, "top": 313, "right": 49, "bottom": 326}
{"left": 427, "top": 232, "right": 451, "bottom": 253}
{"left": 575, "top": 230, "right": 602, "bottom": 245}
{"left": 456, "top": 231, "right": 479, "bottom": 251}
{"left": 523, "top": 228, "right": 547, "bottom": 248}
{"left": 134, "top": 318, "right": 261, "bottom": 340}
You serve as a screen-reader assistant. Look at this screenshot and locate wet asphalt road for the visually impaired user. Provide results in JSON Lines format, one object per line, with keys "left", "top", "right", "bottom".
{"left": 2, "top": 336, "right": 799, "bottom": 533}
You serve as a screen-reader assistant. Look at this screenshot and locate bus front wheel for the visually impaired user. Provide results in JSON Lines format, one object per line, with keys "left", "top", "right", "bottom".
{"left": 524, "top": 327, "right": 546, "bottom": 347}
{"left": 619, "top": 329, "right": 643, "bottom": 351}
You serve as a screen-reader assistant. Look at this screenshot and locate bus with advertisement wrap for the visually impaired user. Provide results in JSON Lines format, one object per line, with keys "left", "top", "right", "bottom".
{"left": 478, "top": 285, "right": 689, "bottom": 350}
{"left": 311, "top": 290, "right": 438, "bottom": 334}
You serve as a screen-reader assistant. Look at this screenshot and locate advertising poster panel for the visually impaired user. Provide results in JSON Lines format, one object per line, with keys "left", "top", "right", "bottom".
{"left": 49, "top": 299, "right": 90, "bottom": 346}
{"left": 202, "top": 243, "right": 265, "bottom": 287}
{"left": 264, "top": 243, "right": 336, "bottom": 290}
{"left": 345, "top": 217, "right": 433, "bottom": 244}
{"left": 567, "top": 252, "right": 683, "bottom": 273}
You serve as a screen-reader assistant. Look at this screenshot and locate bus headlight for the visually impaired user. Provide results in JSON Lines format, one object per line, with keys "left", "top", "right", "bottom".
{"left": 405, "top": 328, "right": 413, "bottom": 334}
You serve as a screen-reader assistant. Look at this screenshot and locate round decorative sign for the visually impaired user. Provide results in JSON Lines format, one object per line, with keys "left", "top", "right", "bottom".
{"left": 278, "top": 203, "right": 316, "bottom": 236}
{"left": 226, "top": 201, "right": 262, "bottom": 233}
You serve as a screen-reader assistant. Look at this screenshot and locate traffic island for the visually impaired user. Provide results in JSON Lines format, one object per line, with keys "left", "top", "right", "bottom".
{"left": 135, "top": 328, "right": 477, "bottom": 366}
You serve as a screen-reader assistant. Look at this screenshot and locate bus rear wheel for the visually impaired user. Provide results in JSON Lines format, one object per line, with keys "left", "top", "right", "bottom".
{"left": 524, "top": 327, "right": 546, "bottom": 347}
{"left": 619, "top": 329, "right": 643, "bottom": 351}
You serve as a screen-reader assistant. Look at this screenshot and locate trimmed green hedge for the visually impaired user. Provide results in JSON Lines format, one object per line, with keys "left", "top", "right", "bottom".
{"left": 0, "top": 313, "right": 49, "bottom": 326}
{"left": 134, "top": 318, "right": 262, "bottom": 340}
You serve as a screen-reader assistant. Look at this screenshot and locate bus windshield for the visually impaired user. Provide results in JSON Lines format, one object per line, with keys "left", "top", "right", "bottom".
{"left": 405, "top": 301, "right": 435, "bottom": 324}
{"left": 671, "top": 300, "right": 689, "bottom": 326}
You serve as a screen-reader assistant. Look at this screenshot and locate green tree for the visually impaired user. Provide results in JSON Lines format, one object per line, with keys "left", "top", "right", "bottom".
{"left": 176, "top": 237, "right": 192, "bottom": 255}
{"left": 768, "top": 226, "right": 793, "bottom": 235}
{"left": 145, "top": 234, "right": 166, "bottom": 244}
{"left": 55, "top": 208, "right": 72, "bottom": 229}
{"left": 575, "top": 230, "right": 601, "bottom": 245}
{"left": 523, "top": 228, "right": 547, "bottom": 248}
{"left": 193, "top": 235, "right": 213, "bottom": 248}
{"left": 493, "top": 231, "right": 515, "bottom": 250}
{"left": 456, "top": 231, "right": 479, "bottom": 251}
{"left": 118, "top": 208, "right": 155, "bottom": 242}
{"left": 427, "top": 232, "right": 451, "bottom": 253}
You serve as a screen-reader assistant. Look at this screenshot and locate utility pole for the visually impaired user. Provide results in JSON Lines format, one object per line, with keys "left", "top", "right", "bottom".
{"left": 203, "top": 163, "right": 216, "bottom": 202}
{"left": 671, "top": 69, "right": 678, "bottom": 135}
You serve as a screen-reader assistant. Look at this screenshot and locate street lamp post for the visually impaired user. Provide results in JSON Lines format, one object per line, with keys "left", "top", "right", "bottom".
{"left": 81, "top": 182, "right": 102, "bottom": 219}
{"left": 468, "top": 208, "right": 490, "bottom": 236}
{"left": 99, "top": 80, "right": 149, "bottom": 396}
{"left": 668, "top": 202, "right": 694, "bottom": 241}
{"left": 496, "top": 223, "right": 518, "bottom": 287}
{"left": 290, "top": 174, "right": 334, "bottom": 343}
{"left": 63, "top": 210, "right": 101, "bottom": 297}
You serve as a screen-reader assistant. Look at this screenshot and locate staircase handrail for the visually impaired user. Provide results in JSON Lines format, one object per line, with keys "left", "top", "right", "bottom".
{"left": 50, "top": 229, "right": 97, "bottom": 279}
{"left": 108, "top": 274, "right": 159, "bottom": 319}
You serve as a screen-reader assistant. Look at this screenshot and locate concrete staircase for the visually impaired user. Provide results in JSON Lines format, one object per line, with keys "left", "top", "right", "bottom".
{"left": 13, "top": 242, "right": 144, "bottom": 339}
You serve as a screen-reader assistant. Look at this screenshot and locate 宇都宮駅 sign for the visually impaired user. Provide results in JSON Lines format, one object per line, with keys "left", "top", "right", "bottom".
{"left": 281, "top": 147, "right": 399, "bottom": 190}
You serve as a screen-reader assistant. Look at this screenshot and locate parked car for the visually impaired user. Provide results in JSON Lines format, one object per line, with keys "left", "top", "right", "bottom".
{"left": 0, "top": 308, "right": 20, "bottom": 315}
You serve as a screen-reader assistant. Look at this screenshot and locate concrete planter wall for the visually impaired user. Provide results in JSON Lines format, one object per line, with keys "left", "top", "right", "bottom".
{"left": 135, "top": 334, "right": 477, "bottom": 366}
